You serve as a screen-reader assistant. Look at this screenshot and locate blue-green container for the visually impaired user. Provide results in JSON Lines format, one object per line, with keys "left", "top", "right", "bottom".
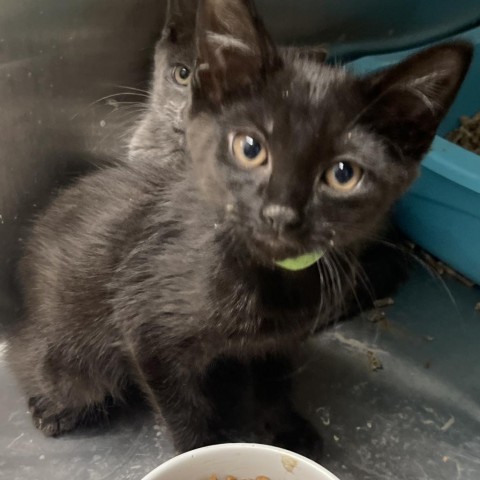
{"left": 348, "top": 26, "right": 480, "bottom": 285}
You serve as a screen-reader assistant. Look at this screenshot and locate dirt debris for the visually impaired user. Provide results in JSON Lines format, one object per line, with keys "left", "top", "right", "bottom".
{"left": 447, "top": 111, "right": 480, "bottom": 155}
{"left": 367, "top": 350, "right": 383, "bottom": 371}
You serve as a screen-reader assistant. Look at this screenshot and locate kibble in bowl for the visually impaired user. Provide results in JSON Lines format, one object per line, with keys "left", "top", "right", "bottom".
{"left": 141, "top": 443, "right": 340, "bottom": 480}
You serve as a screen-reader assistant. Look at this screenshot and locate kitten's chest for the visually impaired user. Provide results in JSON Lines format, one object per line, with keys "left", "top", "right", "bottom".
{"left": 117, "top": 201, "right": 322, "bottom": 355}
{"left": 207, "top": 261, "right": 321, "bottom": 353}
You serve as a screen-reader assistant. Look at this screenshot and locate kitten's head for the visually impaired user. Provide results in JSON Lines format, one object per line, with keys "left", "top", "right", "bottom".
{"left": 186, "top": 0, "right": 472, "bottom": 268}
{"left": 151, "top": 0, "right": 198, "bottom": 126}
{"left": 129, "top": 0, "right": 198, "bottom": 159}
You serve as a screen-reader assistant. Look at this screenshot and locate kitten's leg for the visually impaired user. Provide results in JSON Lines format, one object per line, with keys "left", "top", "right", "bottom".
{"left": 203, "top": 357, "right": 257, "bottom": 442}
{"left": 28, "top": 395, "right": 92, "bottom": 437}
{"left": 133, "top": 351, "right": 323, "bottom": 454}
{"left": 26, "top": 385, "right": 111, "bottom": 437}
{"left": 8, "top": 341, "right": 114, "bottom": 437}
{"left": 252, "top": 355, "right": 323, "bottom": 460}
{"left": 127, "top": 346, "right": 227, "bottom": 452}
{"left": 25, "top": 384, "right": 110, "bottom": 437}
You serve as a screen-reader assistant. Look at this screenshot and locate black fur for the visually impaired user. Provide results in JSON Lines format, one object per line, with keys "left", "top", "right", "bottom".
{"left": 7, "top": 0, "right": 472, "bottom": 458}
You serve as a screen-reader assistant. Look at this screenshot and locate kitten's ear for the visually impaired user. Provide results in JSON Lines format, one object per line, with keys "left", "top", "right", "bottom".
{"left": 162, "top": 0, "right": 198, "bottom": 44}
{"left": 192, "top": 0, "right": 281, "bottom": 107}
{"left": 361, "top": 42, "right": 473, "bottom": 159}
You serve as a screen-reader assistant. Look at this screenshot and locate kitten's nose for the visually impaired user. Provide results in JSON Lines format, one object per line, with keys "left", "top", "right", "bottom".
{"left": 261, "top": 204, "right": 300, "bottom": 231}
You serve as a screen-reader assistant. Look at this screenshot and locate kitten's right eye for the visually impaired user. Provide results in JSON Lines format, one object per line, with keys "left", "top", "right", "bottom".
{"left": 172, "top": 65, "right": 191, "bottom": 86}
{"left": 324, "top": 160, "right": 363, "bottom": 193}
{"left": 232, "top": 134, "right": 268, "bottom": 169}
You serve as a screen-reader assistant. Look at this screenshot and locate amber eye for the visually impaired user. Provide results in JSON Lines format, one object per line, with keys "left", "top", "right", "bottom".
{"left": 172, "top": 65, "right": 191, "bottom": 86}
{"left": 324, "top": 161, "right": 363, "bottom": 192}
{"left": 232, "top": 134, "right": 268, "bottom": 169}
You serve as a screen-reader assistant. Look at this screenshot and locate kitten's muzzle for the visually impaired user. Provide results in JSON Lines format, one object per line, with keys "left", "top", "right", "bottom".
{"left": 260, "top": 204, "right": 301, "bottom": 233}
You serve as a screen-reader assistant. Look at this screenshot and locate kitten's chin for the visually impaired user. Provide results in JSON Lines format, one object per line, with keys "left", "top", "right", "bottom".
{"left": 242, "top": 233, "right": 314, "bottom": 270}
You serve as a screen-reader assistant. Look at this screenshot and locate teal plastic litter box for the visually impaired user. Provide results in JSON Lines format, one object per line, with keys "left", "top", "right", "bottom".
{"left": 348, "top": 25, "right": 480, "bottom": 285}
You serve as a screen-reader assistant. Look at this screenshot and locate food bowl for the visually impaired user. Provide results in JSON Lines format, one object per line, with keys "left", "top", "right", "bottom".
{"left": 348, "top": 25, "right": 480, "bottom": 285}
{"left": 141, "top": 443, "right": 340, "bottom": 480}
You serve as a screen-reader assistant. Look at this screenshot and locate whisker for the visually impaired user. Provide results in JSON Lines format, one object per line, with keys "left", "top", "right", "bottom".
{"left": 345, "top": 250, "right": 376, "bottom": 308}
{"left": 111, "top": 85, "right": 151, "bottom": 95}
{"left": 328, "top": 253, "right": 349, "bottom": 315}
{"left": 364, "top": 237, "right": 459, "bottom": 310}
{"left": 311, "top": 260, "right": 326, "bottom": 335}
{"left": 71, "top": 92, "right": 150, "bottom": 120}
{"left": 315, "top": 217, "right": 464, "bottom": 316}
{"left": 101, "top": 105, "right": 149, "bottom": 121}
{"left": 403, "top": 250, "right": 460, "bottom": 312}
{"left": 105, "top": 101, "right": 150, "bottom": 108}
{"left": 318, "top": 253, "right": 344, "bottom": 325}
{"left": 331, "top": 248, "right": 368, "bottom": 318}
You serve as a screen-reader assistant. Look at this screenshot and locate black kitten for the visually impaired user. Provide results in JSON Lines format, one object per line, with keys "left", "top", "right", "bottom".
{"left": 129, "top": 0, "right": 400, "bottom": 317}
{"left": 128, "top": 0, "right": 198, "bottom": 164}
{"left": 8, "top": 0, "right": 471, "bottom": 457}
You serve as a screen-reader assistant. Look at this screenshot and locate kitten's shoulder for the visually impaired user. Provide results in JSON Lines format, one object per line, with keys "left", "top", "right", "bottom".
{"left": 20, "top": 159, "right": 181, "bottom": 277}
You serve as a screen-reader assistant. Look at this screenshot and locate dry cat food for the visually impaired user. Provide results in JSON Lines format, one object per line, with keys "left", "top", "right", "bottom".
{"left": 447, "top": 111, "right": 480, "bottom": 155}
{"left": 208, "top": 476, "right": 270, "bottom": 480}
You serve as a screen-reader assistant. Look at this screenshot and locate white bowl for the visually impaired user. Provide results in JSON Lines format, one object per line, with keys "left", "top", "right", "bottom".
{"left": 142, "top": 443, "right": 340, "bottom": 480}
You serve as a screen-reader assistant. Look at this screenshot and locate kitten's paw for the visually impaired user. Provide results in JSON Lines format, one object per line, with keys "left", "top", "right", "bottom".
{"left": 272, "top": 411, "right": 323, "bottom": 461}
{"left": 28, "top": 396, "right": 81, "bottom": 437}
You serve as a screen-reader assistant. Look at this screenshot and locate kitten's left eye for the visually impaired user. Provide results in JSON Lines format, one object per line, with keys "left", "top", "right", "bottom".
{"left": 324, "top": 161, "right": 363, "bottom": 192}
{"left": 172, "top": 65, "right": 191, "bottom": 86}
{"left": 232, "top": 134, "right": 268, "bottom": 169}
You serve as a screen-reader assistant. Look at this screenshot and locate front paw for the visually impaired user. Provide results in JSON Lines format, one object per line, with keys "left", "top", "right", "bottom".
{"left": 28, "top": 396, "right": 81, "bottom": 437}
